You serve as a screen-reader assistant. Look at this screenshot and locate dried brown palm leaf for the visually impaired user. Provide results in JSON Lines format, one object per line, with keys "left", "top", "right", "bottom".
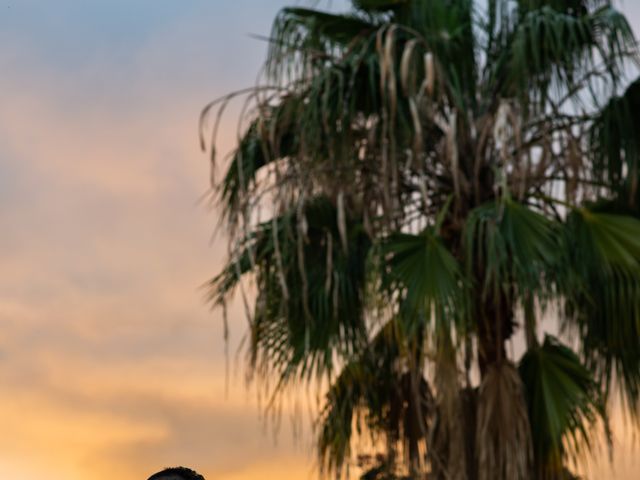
{"left": 424, "top": 52, "right": 435, "bottom": 98}
{"left": 409, "top": 98, "right": 424, "bottom": 153}
{"left": 476, "top": 362, "right": 532, "bottom": 480}
{"left": 271, "top": 214, "right": 290, "bottom": 301}
{"left": 447, "top": 110, "right": 462, "bottom": 202}
{"left": 429, "top": 337, "right": 468, "bottom": 480}
{"left": 337, "top": 190, "right": 348, "bottom": 253}
{"left": 400, "top": 39, "right": 420, "bottom": 96}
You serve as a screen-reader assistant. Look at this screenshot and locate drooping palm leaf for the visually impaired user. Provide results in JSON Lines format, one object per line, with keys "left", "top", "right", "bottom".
{"left": 268, "top": 7, "right": 377, "bottom": 82}
{"left": 517, "top": 1, "right": 601, "bottom": 15}
{"left": 561, "top": 209, "right": 640, "bottom": 415}
{"left": 218, "top": 94, "right": 301, "bottom": 221}
{"left": 591, "top": 78, "right": 640, "bottom": 196}
{"left": 210, "top": 195, "right": 371, "bottom": 384}
{"left": 496, "top": 3, "right": 635, "bottom": 106}
{"left": 395, "top": 0, "right": 477, "bottom": 108}
{"left": 519, "top": 335, "right": 607, "bottom": 479}
{"left": 318, "top": 321, "right": 433, "bottom": 476}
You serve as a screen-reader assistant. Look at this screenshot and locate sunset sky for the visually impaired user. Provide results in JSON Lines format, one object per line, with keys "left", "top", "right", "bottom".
{"left": 2, "top": 1, "right": 640, "bottom": 479}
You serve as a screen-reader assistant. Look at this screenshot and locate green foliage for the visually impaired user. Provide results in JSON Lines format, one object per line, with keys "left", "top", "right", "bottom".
{"left": 272, "top": 7, "right": 376, "bottom": 52}
{"left": 203, "top": 0, "right": 640, "bottom": 477}
{"left": 318, "top": 323, "right": 433, "bottom": 475}
{"left": 519, "top": 335, "right": 605, "bottom": 479}
{"left": 496, "top": 3, "right": 635, "bottom": 105}
{"left": 465, "top": 198, "right": 558, "bottom": 299}
{"left": 209, "top": 196, "right": 371, "bottom": 383}
{"left": 591, "top": 79, "right": 640, "bottom": 194}
{"left": 381, "top": 228, "right": 466, "bottom": 331}
{"left": 562, "top": 209, "right": 640, "bottom": 415}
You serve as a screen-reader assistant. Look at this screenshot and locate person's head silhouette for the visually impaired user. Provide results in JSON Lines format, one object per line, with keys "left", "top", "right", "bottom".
{"left": 147, "top": 466, "right": 205, "bottom": 480}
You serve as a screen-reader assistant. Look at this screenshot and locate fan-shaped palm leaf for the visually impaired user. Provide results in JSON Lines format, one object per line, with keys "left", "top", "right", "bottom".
{"left": 519, "top": 335, "right": 606, "bottom": 480}
{"left": 465, "top": 198, "right": 558, "bottom": 299}
{"left": 562, "top": 209, "right": 640, "bottom": 414}
{"left": 381, "top": 228, "right": 466, "bottom": 332}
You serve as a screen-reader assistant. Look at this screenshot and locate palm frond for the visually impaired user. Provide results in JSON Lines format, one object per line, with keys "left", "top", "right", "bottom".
{"left": 399, "top": 0, "right": 477, "bottom": 110}
{"left": 381, "top": 228, "right": 466, "bottom": 333}
{"left": 495, "top": 3, "right": 636, "bottom": 107}
{"left": 464, "top": 198, "right": 558, "bottom": 299}
{"left": 519, "top": 335, "right": 607, "bottom": 479}
{"left": 268, "top": 7, "right": 377, "bottom": 82}
{"left": 218, "top": 93, "right": 301, "bottom": 220}
{"left": 561, "top": 208, "right": 640, "bottom": 416}
{"left": 318, "top": 322, "right": 433, "bottom": 476}
{"left": 590, "top": 77, "right": 640, "bottom": 197}
{"left": 517, "top": 1, "right": 607, "bottom": 16}
{"left": 210, "top": 196, "right": 371, "bottom": 385}
{"left": 318, "top": 357, "right": 367, "bottom": 474}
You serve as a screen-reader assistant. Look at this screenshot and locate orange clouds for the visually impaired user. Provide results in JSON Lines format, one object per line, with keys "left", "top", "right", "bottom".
{"left": 1, "top": 1, "right": 640, "bottom": 479}
{"left": 0, "top": 2, "right": 309, "bottom": 478}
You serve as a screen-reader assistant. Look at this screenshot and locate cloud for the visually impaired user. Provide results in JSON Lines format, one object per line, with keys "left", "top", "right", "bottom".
{"left": 0, "top": 0, "right": 355, "bottom": 472}
{"left": 0, "top": 2, "right": 308, "bottom": 479}
{"left": 0, "top": 345, "right": 312, "bottom": 480}
{"left": 1, "top": 1, "right": 639, "bottom": 479}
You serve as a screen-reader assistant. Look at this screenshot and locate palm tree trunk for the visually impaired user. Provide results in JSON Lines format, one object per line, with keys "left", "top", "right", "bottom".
{"left": 476, "top": 288, "right": 515, "bottom": 377}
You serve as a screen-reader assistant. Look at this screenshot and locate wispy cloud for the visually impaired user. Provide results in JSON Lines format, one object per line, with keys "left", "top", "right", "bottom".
{"left": 1, "top": 1, "right": 640, "bottom": 479}
{"left": 0, "top": 2, "right": 314, "bottom": 479}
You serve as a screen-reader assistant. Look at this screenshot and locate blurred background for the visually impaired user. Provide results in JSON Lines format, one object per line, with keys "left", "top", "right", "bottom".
{"left": 0, "top": 1, "right": 639, "bottom": 479}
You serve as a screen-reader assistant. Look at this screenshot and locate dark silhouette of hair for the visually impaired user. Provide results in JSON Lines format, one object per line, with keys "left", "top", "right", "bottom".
{"left": 147, "top": 466, "right": 205, "bottom": 480}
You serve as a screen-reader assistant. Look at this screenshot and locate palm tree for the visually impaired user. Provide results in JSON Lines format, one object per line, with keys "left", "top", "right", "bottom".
{"left": 203, "top": 1, "right": 640, "bottom": 478}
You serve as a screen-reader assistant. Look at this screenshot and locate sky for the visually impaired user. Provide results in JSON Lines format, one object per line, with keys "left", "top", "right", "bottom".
{"left": 1, "top": 1, "right": 640, "bottom": 479}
